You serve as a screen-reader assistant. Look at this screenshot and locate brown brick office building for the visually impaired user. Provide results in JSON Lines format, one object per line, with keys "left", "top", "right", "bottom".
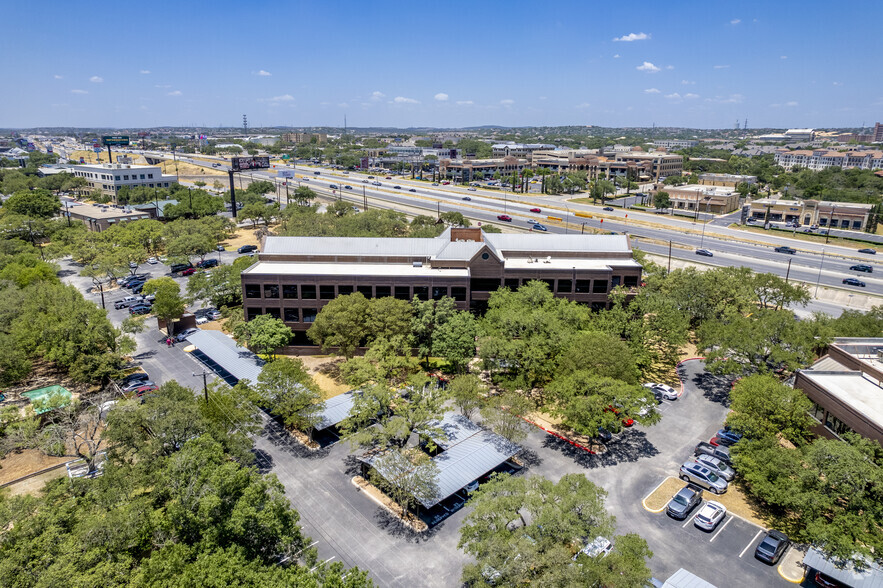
{"left": 240, "top": 228, "right": 642, "bottom": 343}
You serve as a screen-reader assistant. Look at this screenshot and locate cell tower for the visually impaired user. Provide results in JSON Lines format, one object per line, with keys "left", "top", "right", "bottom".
{"left": 243, "top": 114, "right": 248, "bottom": 137}
{"left": 743, "top": 118, "right": 748, "bottom": 131}
{"left": 735, "top": 119, "right": 740, "bottom": 130}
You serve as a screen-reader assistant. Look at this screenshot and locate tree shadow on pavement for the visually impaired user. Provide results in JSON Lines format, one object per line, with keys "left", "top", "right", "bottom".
{"left": 252, "top": 448, "right": 274, "bottom": 474}
{"left": 516, "top": 447, "right": 542, "bottom": 469}
{"left": 132, "top": 350, "right": 157, "bottom": 360}
{"left": 261, "top": 417, "right": 332, "bottom": 460}
{"left": 541, "top": 429, "right": 658, "bottom": 469}
{"left": 680, "top": 362, "right": 734, "bottom": 407}
{"left": 374, "top": 507, "right": 440, "bottom": 543}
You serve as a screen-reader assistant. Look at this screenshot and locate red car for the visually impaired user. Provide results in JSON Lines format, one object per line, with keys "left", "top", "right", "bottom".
{"left": 128, "top": 384, "right": 159, "bottom": 397}
{"left": 497, "top": 215, "right": 512, "bottom": 222}
{"left": 181, "top": 267, "right": 197, "bottom": 276}
{"left": 606, "top": 405, "right": 635, "bottom": 427}
{"left": 442, "top": 181, "right": 450, "bottom": 185}
{"left": 530, "top": 207, "right": 541, "bottom": 213}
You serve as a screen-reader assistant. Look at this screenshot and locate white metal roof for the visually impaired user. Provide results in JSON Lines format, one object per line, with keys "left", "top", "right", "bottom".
{"left": 314, "top": 390, "right": 358, "bottom": 430}
{"left": 504, "top": 258, "right": 640, "bottom": 271}
{"left": 426, "top": 430, "right": 519, "bottom": 507}
{"left": 483, "top": 233, "right": 632, "bottom": 254}
{"left": 427, "top": 413, "right": 484, "bottom": 450}
{"left": 662, "top": 568, "right": 718, "bottom": 588}
{"left": 242, "top": 261, "right": 469, "bottom": 278}
{"left": 185, "top": 330, "right": 264, "bottom": 384}
{"left": 803, "top": 548, "right": 883, "bottom": 588}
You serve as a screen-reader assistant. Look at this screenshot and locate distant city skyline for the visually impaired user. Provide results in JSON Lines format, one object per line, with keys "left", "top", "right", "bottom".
{"left": 4, "top": 1, "right": 881, "bottom": 129}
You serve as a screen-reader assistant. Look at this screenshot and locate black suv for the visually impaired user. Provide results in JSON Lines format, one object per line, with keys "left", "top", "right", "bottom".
{"left": 774, "top": 246, "right": 797, "bottom": 254}
{"left": 237, "top": 245, "right": 258, "bottom": 254}
{"left": 755, "top": 530, "right": 790, "bottom": 564}
{"left": 197, "top": 259, "right": 219, "bottom": 269}
{"left": 170, "top": 262, "right": 193, "bottom": 274}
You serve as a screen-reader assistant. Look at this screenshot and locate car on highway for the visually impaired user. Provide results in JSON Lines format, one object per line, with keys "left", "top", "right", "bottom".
{"left": 442, "top": 181, "right": 450, "bottom": 185}
{"left": 695, "top": 249, "right": 713, "bottom": 257}
{"left": 774, "top": 246, "right": 797, "bottom": 254}
{"left": 529, "top": 207, "right": 541, "bottom": 213}
{"left": 409, "top": 188, "right": 416, "bottom": 192}
{"left": 175, "top": 328, "right": 199, "bottom": 342}
{"left": 858, "top": 248, "right": 876, "bottom": 255}
{"left": 497, "top": 215, "right": 512, "bottom": 222}
{"left": 643, "top": 382, "right": 678, "bottom": 401}
{"left": 468, "top": 187, "right": 476, "bottom": 191}
{"left": 754, "top": 530, "right": 790, "bottom": 564}
{"left": 462, "top": 196, "right": 472, "bottom": 201}
{"left": 129, "top": 303, "right": 152, "bottom": 315}
{"left": 345, "top": 185, "right": 353, "bottom": 190}
{"left": 527, "top": 219, "right": 537, "bottom": 225}
{"left": 666, "top": 484, "right": 702, "bottom": 520}
{"left": 385, "top": 176, "right": 392, "bottom": 179}
{"left": 603, "top": 206, "right": 614, "bottom": 211}
{"left": 372, "top": 181, "right": 382, "bottom": 186}
{"left": 329, "top": 184, "right": 338, "bottom": 189}
{"left": 693, "top": 501, "right": 726, "bottom": 531}
{"left": 432, "top": 182, "right": 439, "bottom": 186}
{"left": 394, "top": 185, "right": 401, "bottom": 189}
{"left": 694, "top": 454, "right": 735, "bottom": 481}
{"left": 694, "top": 442, "right": 732, "bottom": 464}
{"left": 302, "top": 177, "right": 309, "bottom": 181}
{"left": 532, "top": 223, "right": 548, "bottom": 231}
{"left": 843, "top": 277, "right": 866, "bottom": 287}
{"left": 849, "top": 264, "right": 873, "bottom": 273}
{"left": 368, "top": 176, "right": 375, "bottom": 179}
{"left": 679, "top": 462, "right": 728, "bottom": 494}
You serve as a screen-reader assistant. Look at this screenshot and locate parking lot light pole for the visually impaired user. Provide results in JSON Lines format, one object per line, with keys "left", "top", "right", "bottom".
{"left": 193, "top": 371, "right": 209, "bottom": 404}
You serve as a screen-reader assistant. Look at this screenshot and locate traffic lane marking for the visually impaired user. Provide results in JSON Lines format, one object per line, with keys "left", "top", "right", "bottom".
{"left": 740, "top": 529, "right": 764, "bottom": 558}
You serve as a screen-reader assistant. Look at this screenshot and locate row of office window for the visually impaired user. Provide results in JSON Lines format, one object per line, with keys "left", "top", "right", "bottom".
{"left": 247, "top": 307, "right": 316, "bottom": 323}
{"left": 809, "top": 401, "right": 853, "bottom": 437}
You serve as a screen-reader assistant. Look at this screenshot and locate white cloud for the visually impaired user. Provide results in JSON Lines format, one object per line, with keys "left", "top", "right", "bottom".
{"left": 500, "top": 99, "right": 515, "bottom": 106}
{"left": 730, "top": 19, "right": 741, "bottom": 25}
{"left": 681, "top": 79, "right": 695, "bottom": 85}
{"left": 575, "top": 102, "right": 591, "bottom": 109}
{"left": 261, "top": 94, "right": 295, "bottom": 103}
{"left": 456, "top": 100, "right": 474, "bottom": 105}
{"left": 434, "top": 92, "right": 449, "bottom": 101}
{"left": 713, "top": 64, "right": 730, "bottom": 69}
{"left": 644, "top": 88, "right": 660, "bottom": 94}
{"left": 780, "top": 56, "right": 787, "bottom": 60}
{"left": 613, "top": 54, "right": 620, "bottom": 58}
{"left": 665, "top": 93, "right": 682, "bottom": 100}
{"left": 371, "top": 91, "right": 385, "bottom": 101}
{"left": 613, "top": 32, "right": 650, "bottom": 42}
{"left": 70, "top": 89, "right": 88, "bottom": 95}
{"left": 155, "top": 84, "right": 171, "bottom": 88}
{"left": 636, "top": 62, "right": 660, "bottom": 73}
{"left": 140, "top": 69, "right": 151, "bottom": 74}
{"left": 666, "top": 65, "right": 675, "bottom": 70}
{"left": 684, "top": 93, "right": 700, "bottom": 99}
{"left": 707, "top": 93, "right": 744, "bottom": 104}
{"left": 393, "top": 96, "right": 419, "bottom": 104}
{"left": 539, "top": 96, "right": 547, "bottom": 100}
{"left": 785, "top": 101, "right": 799, "bottom": 107}
{"left": 255, "top": 70, "right": 272, "bottom": 76}
{"left": 53, "top": 74, "right": 63, "bottom": 79}
{"left": 89, "top": 76, "right": 103, "bottom": 83}
{"left": 167, "top": 90, "right": 182, "bottom": 96}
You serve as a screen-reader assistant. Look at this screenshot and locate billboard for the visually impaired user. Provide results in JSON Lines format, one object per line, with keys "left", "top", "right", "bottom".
{"left": 102, "top": 135, "right": 130, "bottom": 146}
{"left": 360, "top": 157, "right": 369, "bottom": 169}
{"left": 231, "top": 156, "right": 270, "bottom": 171}
{"left": 277, "top": 170, "right": 294, "bottom": 178}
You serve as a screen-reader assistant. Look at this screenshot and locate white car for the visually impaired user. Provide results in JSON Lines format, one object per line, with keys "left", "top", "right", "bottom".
{"left": 147, "top": 257, "right": 158, "bottom": 264}
{"left": 644, "top": 382, "right": 678, "bottom": 401}
{"left": 195, "top": 316, "right": 208, "bottom": 325}
{"left": 693, "top": 501, "right": 726, "bottom": 531}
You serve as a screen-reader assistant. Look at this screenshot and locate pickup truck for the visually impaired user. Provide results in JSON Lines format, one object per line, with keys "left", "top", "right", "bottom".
{"left": 694, "top": 442, "right": 731, "bottom": 464}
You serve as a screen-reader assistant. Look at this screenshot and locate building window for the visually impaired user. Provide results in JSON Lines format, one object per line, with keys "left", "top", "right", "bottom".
{"left": 504, "top": 278, "right": 519, "bottom": 290}
{"left": 301, "top": 285, "right": 316, "bottom": 299}
{"left": 282, "top": 285, "right": 298, "bottom": 299}
{"left": 163, "top": 183, "right": 169, "bottom": 187}
{"left": 140, "top": 174, "right": 145, "bottom": 179}
{"left": 357, "top": 285, "right": 373, "bottom": 298}
{"left": 852, "top": 220, "right": 862, "bottom": 229}
{"left": 302, "top": 308, "right": 318, "bottom": 323}
{"left": 413, "top": 286, "right": 429, "bottom": 300}
{"left": 824, "top": 413, "right": 852, "bottom": 437}
{"left": 623, "top": 276, "right": 638, "bottom": 287}
{"left": 246, "top": 307, "right": 262, "bottom": 320}
{"left": 590, "top": 302, "right": 607, "bottom": 312}
{"left": 592, "top": 280, "right": 608, "bottom": 294}
{"left": 338, "top": 285, "right": 353, "bottom": 295}
{"left": 558, "top": 279, "right": 572, "bottom": 293}
{"left": 319, "top": 285, "right": 335, "bottom": 299}
{"left": 265, "top": 307, "right": 281, "bottom": 319}
{"left": 123, "top": 175, "right": 129, "bottom": 181}
{"left": 575, "top": 279, "right": 592, "bottom": 293}
{"left": 264, "top": 284, "right": 279, "bottom": 299}
{"left": 283, "top": 308, "right": 299, "bottom": 322}
{"left": 451, "top": 286, "right": 467, "bottom": 301}
{"left": 481, "top": 252, "right": 490, "bottom": 260}
{"left": 148, "top": 173, "right": 154, "bottom": 179}
{"left": 432, "top": 286, "right": 448, "bottom": 300}
{"left": 245, "top": 284, "right": 261, "bottom": 299}
{"left": 611, "top": 276, "right": 621, "bottom": 288}
{"left": 541, "top": 279, "right": 555, "bottom": 292}
{"left": 394, "top": 286, "right": 410, "bottom": 300}
{"left": 375, "top": 285, "right": 391, "bottom": 298}
{"left": 810, "top": 402, "right": 825, "bottom": 423}
{"left": 115, "top": 176, "right": 120, "bottom": 181}
{"left": 470, "top": 278, "right": 500, "bottom": 292}
{"left": 149, "top": 184, "right": 154, "bottom": 188}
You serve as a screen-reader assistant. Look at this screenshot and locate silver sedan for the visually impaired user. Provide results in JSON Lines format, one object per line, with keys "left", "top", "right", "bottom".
{"left": 693, "top": 501, "right": 726, "bottom": 531}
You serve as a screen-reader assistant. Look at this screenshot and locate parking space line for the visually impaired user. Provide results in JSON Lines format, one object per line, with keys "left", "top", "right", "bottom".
{"left": 641, "top": 476, "right": 677, "bottom": 513}
{"left": 709, "top": 516, "right": 732, "bottom": 542}
{"left": 682, "top": 505, "right": 702, "bottom": 528}
{"left": 740, "top": 529, "right": 763, "bottom": 558}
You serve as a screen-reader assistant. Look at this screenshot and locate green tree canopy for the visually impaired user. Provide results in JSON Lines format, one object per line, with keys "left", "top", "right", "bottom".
{"left": 2, "top": 189, "right": 61, "bottom": 218}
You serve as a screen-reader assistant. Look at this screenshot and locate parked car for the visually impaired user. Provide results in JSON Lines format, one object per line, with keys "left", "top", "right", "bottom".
{"left": 666, "top": 484, "right": 703, "bottom": 520}
{"left": 695, "top": 249, "right": 713, "bottom": 257}
{"left": 122, "top": 379, "right": 157, "bottom": 393}
{"left": 197, "top": 259, "right": 219, "bottom": 269}
{"left": 754, "top": 530, "right": 790, "bottom": 564}
{"left": 595, "top": 426, "right": 613, "bottom": 443}
{"left": 529, "top": 207, "right": 541, "bottom": 213}
{"left": 497, "top": 215, "right": 512, "bottom": 222}
{"left": 119, "top": 371, "right": 150, "bottom": 387}
{"left": 175, "top": 328, "right": 199, "bottom": 342}
{"left": 679, "top": 462, "right": 728, "bottom": 494}
{"left": 181, "top": 267, "right": 197, "bottom": 276}
{"left": 693, "top": 501, "right": 727, "bottom": 531}
{"left": 858, "top": 248, "right": 876, "bottom": 255}
{"left": 603, "top": 206, "right": 614, "bottom": 211}
{"left": 170, "top": 262, "right": 193, "bottom": 274}
{"left": 114, "top": 295, "right": 142, "bottom": 310}
{"left": 131, "top": 283, "right": 145, "bottom": 294}
{"left": 694, "top": 454, "right": 735, "bottom": 481}
{"left": 129, "top": 303, "right": 152, "bottom": 315}
{"left": 462, "top": 196, "right": 472, "bottom": 201}
{"left": 814, "top": 572, "right": 846, "bottom": 588}
{"left": 849, "top": 264, "right": 873, "bottom": 273}
{"left": 147, "top": 257, "right": 158, "bottom": 264}
{"left": 694, "top": 442, "right": 731, "bottom": 465}
{"left": 532, "top": 223, "right": 548, "bottom": 231}
{"left": 128, "top": 384, "right": 159, "bottom": 397}
{"left": 196, "top": 308, "right": 222, "bottom": 320}
{"left": 129, "top": 261, "right": 138, "bottom": 269}
{"left": 774, "top": 246, "right": 797, "bottom": 254}
{"left": 842, "top": 277, "right": 866, "bottom": 287}
{"left": 643, "top": 382, "right": 678, "bottom": 401}
{"left": 715, "top": 427, "right": 743, "bottom": 446}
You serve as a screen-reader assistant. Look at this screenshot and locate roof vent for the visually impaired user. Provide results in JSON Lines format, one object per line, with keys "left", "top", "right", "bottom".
{"left": 413, "top": 261, "right": 423, "bottom": 267}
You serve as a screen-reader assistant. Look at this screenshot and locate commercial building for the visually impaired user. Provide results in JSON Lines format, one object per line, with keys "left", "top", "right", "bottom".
{"left": 697, "top": 173, "right": 757, "bottom": 187}
{"left": 240, "top": 228, "right": 642, "bottom": 342}
{"left": 874, "top": 122, "right": 883, "bottom": 143}
{"left": 651, "top": 139, "right": 699, "bottom": 150}
{"left": 614, "top": 151, "right": 683, "bottom": 180}
{"left": 774, "top": 148, "right": 883, "bottom": 171}
{"left": 661, "top": 185, "right": 741, "bottom": 214}
{"left": 62, "top": 201, "right": 154, "bottom": 232}
{"left": 67, "top": 163, "right": 177, "bottom": 198}
{"left": 491, "top": 143, "right": 556, "bottom": 158}
{"left": 794, "top": 338, "right": 883, "bottom": 444}
{"left": 748, "top": 198, "right": 873, "bottom": 230}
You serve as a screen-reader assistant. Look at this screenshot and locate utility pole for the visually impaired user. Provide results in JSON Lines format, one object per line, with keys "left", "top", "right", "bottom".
{"left": 667, "top": 240, "right": 672, "bottom": 273}
{"left": 814, "top": 249, "right": 826, "bottom": 297}
{"left": 193, "top": 371, "right": 209, "bottom": 404}
{"left": 228, "top": 170, "right": 238, "bottom": 218}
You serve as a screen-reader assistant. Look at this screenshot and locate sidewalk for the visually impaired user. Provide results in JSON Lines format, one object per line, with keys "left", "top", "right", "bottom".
{"left": 778, "top": 546, "right": 807, "bottom": 584}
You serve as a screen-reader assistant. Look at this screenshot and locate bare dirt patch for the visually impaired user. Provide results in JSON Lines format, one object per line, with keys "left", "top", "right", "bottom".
{"left": 288, "top": 356, "right": 350, "bottom": 399}
{"left": 0, "top": 449, "right": 69, "bottom": 486}
{"left": 219, "top": 227, "right": 270, "bottom": 251}
{"left": 352, "top": 475, "right": 428, "bottom": 532}
{"left": 643, "top": 475, "right": 769, "bottom": 526}
{"left": 524, "top": 411, "right": 605, "bottom": 454}
{"left": 643, "top": 476, "right": 685, "bottom": 511}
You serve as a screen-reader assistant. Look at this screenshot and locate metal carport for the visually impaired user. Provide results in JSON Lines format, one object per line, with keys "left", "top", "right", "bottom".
{"left": 184, "top": 330, "right": 264, "bottom": 386}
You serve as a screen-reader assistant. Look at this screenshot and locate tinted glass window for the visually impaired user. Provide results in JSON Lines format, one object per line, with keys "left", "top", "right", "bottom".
{"left": 282, "top": 285, "right": 297, "bottom": 299}
{"left": 301, "top": 285, "right": 316, "bottom": 299}
{"left": 592, "top": 280, "right": 608, "bottom": 294}
{"left": 302, "top": 308, "right": 318, "bottom": 323}
{"left": 319, "top": 285, "right": 335, "bottom": 299}
{"left": 504, "top": 278, "right": 519, "bottom": 289}
{"left": 337, "top": 285, "right": 354, "bottom": 295}
{"left": 575, "top": 280, "right": 591, "bottom": 293}
{"left": 357, "top": 285, "right": 373, "bottom": 298}
{"left": 558, "top": 279, "right": 572, "bottom": 293}
{"left": 245, "top": 284, "right": 261, "bottom": 299}
{"left": 246, "top": 307, "right": 262, "bottom": 320}
{"left": 623, "top": 275, "right": 638, "bottom": 287}
{"left": 451, "top": 287, "right": 467, "bottom": 301}
{"left": 413, "top": 286, "right": 429, "bottom": 301}
{"left": 265, "top": 307, "right": 281, "bottom": 319}
{"left": 432, "top": 286, "right": 448, "bottom": 300}
{"left": 375, "top": 286, "right": 391, "bottom": 298}
{"left": 394, "top": 286, "right": 410, "bottom": 300}
{"left": 264, "top": 284, "right": 279, "bottom": 299}
{"left": 283, "top": 308, "right": 299, "bottom": 322}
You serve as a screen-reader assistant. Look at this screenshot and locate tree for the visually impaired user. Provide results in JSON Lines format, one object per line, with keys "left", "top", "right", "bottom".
{"left": 186, "top": 255, "right": 255, "bottom": 308}
{"left": 255, "top": 358, "right": 324, "bottom": 434}
{"left": 547, "top": 373, "right": 661, "bottom": 436}
{"left": 556, "top": 330, "right": 640, "bottom": 383}
{"left": 235, "top": 314, "right": 292, "bottom": 358}
{"left": 2, "top": 189, "right": 61, "bottom": 218}
{"left": 439, "top": 211, "right": 470, "bottom": 227}
{"left": 143, "top": 276, "right": 186, "bottom": 330}
{"left": 411, "top": 297, "right": 458, "bottom": 363}
{"left": 727, "top": 375, "right": 813, "bottom": 444}
{"left": 369, "top": 447, "right": 440, "bottom": 520}
{"left": 164, "top": 218, "right": 218, "bottom": 263}
{"left": 654, "top": 191, "right": 672, "bottom": 210}
{"left": 247, "top": 180, "right": 275, "bottom": 196}
{"left": 459, "top": 474, "right": 653, "bottom": 588}
{"left": 307, "top": 292, "right": 370, "bottom": 358}
{"left": 480, "top": 391, "right": 533, "bottom": 443}
{"left": 449, "top": 374, "right": 484, "bottom": 419}
{"left": 432, "top": 309, "right": 477, "bottom": 373}
{"left": 365, "top": 297, "right": 413, "bottom": 342}
{"left": 163, "top": 190, "right": 225, "bottom": 219}
{"left": 291, "top": 186, "right": 317, "bottom": 206}
{"left": 38, "top": 388, "right": 117, "bottom": 472}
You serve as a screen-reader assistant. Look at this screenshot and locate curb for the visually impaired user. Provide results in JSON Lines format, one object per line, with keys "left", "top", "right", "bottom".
{"left": 641, "top": 476, "right": 676, "bottom": 513}
{"left": 674, "top": 356, "right": 706, "bottom": 397}
{"left": 777, "top": 562, "right": 806, "bottom": 584}
{"left": 517, "top": 415, "right": 596, "bottom": 455}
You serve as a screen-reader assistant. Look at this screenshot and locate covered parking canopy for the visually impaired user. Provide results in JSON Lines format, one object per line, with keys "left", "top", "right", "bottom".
{"left": 185, "top": 330, "right": 264, "bottom": 386}
{"left": 803, "top": 548, "right": 883, "bottom": 588}
{"left": 662, "top": 568, "right": 718, "bottom": 588}
{"left": 314, "top": 390, "right": 358, "bottom": 431}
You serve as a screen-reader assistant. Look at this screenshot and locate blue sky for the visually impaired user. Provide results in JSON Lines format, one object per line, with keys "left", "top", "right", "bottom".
{"left": 3, "top": 0, "right": 881, "bottom": 129}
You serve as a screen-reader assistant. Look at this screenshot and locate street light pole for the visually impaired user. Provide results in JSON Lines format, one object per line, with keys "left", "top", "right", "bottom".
{"left": 814, "top": 249, "right": 826, "bottom": 297}
{"left": 564, "top": 205, "right": 570, "bottom": 234}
